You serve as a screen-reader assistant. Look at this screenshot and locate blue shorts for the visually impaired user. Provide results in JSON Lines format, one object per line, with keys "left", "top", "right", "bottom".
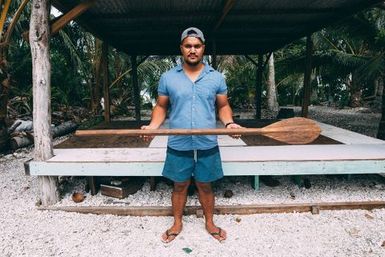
{"left": 162, "top": 146, "right": 224, "bottom": 183}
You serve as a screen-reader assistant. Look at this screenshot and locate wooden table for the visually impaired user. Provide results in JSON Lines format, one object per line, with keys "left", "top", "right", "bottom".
{"left": 25, "top": 122, "right": 385, "bottom": 191}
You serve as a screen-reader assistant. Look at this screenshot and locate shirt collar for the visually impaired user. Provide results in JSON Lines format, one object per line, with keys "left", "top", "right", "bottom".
{"left": 176, "top": 62, "right": 215, "bottom": 73}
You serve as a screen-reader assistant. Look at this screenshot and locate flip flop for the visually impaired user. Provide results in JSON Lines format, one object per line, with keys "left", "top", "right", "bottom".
{"left": 209, "top": 227, "right": 226, "bottom": 242}
{"left": 161, "top": 229, "right": 180, "bottom": 243}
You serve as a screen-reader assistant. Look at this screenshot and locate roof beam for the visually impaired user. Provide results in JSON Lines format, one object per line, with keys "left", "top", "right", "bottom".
{"left": 51, "top": 0, "right": 95, "bottom": 35}
{"left": 23, "top": 0, "right": 95, "bottom": 40}
{"left": 114, "top": 34, "right": 291, "bottom": 41}
{"left": 94, "top": 8, "right": 346, "bottom": 19}
{"left": 103, "top": 28, "right": 303, "bottom": 38}
{"left": 376, "top": 1, "right": 385, "bottom": 10}
{"left": 97, "top": 18, "right": 320, "bottom": 31}
{"left": 214, "top": 0, "right": 236, "bottom": 30}
{"left": 114, "top": 42, "right": 285, "bottom": 55}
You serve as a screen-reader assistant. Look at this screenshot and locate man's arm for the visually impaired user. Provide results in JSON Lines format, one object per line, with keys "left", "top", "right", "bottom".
{"left": 217, "top": 94, "right": 242, "bottom": 138}
{"left": 216, "top": 94, "right": 236, "bottom": 127}
{"left": 142, "top": 95, "right": 169, "bottom": 129}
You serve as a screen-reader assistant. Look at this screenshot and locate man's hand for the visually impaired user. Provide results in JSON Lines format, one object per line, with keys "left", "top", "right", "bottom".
{"left": 140, "top": 125, "right": 158, "bottom": 142}
{"left": 226, "top": 123, "right": 243, "bottom": 139}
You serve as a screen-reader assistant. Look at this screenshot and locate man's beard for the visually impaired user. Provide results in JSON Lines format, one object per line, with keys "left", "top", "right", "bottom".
{"left": 184, "top": 56, "right": 201, "bottom": 66}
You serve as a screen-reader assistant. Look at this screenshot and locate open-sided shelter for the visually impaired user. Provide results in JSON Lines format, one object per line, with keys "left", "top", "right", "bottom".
{"left": 28, "top": 0, "right": 385, "bottom": 205}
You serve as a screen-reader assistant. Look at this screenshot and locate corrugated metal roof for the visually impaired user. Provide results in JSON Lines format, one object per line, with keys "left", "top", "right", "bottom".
{"left": 53, "top": 0, "right": 382, "bottom": 55}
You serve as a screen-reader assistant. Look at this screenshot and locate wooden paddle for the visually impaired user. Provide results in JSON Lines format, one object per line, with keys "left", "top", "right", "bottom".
{"left": 75, "top": 117, "right": 321, "bottom": 145}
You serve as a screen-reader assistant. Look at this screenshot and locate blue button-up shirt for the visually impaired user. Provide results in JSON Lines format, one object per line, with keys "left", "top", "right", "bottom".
{"left": 158, "top": 63, "right": 227, "bottom": 151}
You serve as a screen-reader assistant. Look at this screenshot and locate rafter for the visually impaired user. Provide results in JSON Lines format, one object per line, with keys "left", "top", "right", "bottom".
{"left": 95, "top": 8, "right": 341, "bottom": 19}
{"left": 51, "top": 0, "right": 95, "bottom": 35}
{"left": 23, "top": 0, "right": 95, "bottom": 41}
{"left": 376, "top": 1, "right": 385, "bottom": 10}
{"left": 214, "top": 0, "right": 236, "bottom": 30}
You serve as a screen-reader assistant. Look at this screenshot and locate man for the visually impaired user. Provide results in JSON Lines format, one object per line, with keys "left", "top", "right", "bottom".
{"left": 141, "top": 27, "right": 241, "bottom": 243}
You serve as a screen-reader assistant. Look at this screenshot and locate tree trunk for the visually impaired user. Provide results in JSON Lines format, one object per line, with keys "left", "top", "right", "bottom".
{"left": 0, "top": 77, "right": 10, "bottom": 153}
{"left": 10, "top": 120, "right": 78, "bottom": 150}
{"left": 255, "top": 55, "right": 263, "bottom": 119}
{"left": 131, "top": 55, "right": 141, "bottom": 121}
{"left": 0, "top": 0, "right": 30, "bottom": 153}
{"left": 30, "top": 0, "right": 59, "bottom": 205}
{"left": 0, "top": 39, "right": 11, "bottom": 153}
{"left": 350, "top": 90, "right": 362, "bottom": 107}
{"left": 0, "top": 70, "right": 10, "bottom": 117}
{"left": 377, "top": 77, "right": 383, "bottom": 99}
{"left": 266, "top": 53, "right": 279, "bottom": 112}
{"left": 349, "top": 72, "right": 362, "bottom": 107}
{"left": 0, "top": 119, "right": 9, "bottom": 153}
{"left": 90, "top": 38, "right": 102, "bottom": 114}
{"left": 301, "top": 35, "right": 313, "bottom": 117}
{"left": 102, "top": 42, "right": 110, "bottom": 122}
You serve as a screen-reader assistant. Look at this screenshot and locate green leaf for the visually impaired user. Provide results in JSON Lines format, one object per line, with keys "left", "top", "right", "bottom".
{"left": 182, "top": 247, "right": 193, "bottom": 254}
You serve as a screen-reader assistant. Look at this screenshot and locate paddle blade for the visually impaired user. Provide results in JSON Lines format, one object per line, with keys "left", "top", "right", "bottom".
{"left": 260, "top": 117, "right": 321, "bottom": 144}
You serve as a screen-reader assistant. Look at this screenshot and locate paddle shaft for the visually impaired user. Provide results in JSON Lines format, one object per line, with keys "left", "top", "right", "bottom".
{"left": 74, "top": 117, "right": 321, "bottom": 144}
{"left": 75, "top": 128, "right": 266, "bottom": 136}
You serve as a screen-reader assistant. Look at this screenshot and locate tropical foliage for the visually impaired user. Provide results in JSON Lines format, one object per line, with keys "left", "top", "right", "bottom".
{"left": 1, "top": 5, "right": 385, "bottom": 117}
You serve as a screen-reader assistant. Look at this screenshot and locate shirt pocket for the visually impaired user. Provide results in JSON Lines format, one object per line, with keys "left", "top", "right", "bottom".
{"left": 196, "top": 86, "right": 215, "bottom": 101}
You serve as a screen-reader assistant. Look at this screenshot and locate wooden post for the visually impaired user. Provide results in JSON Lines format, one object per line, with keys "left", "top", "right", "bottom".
{"left": 377, "top": 81, "right": 385, "bottom": 139}
{"left": 30, "top": 0, "right": 59, "bottom": 205}
{"left": 90, "top": 38, "right": 102, "bottom": 114}
{"left": 267, "top": 52, "right": 279, "bottom": 112}
{"left": 131, "top": 55, "right": 141, "bottom": 121}
{"left": 211, "top": 39, "right": 217, "bottom": 69}
{"left": 255, "top": 54, "right": 263, "bottom": 119}
{"left": 0, "top": 69, "right": 10, "bottom": 153}
{"left": 102, "top": 42, "right": 110, "bottom": 122}
{"left": 252, "top": 176, "right": 260, "bottom": 190}
{"left": 301, "top": 35, "right": 313, "bottom": 117}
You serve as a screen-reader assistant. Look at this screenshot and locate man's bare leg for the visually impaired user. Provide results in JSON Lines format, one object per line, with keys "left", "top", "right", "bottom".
{"left": 195, "top": 181, "right": 227, "bottom": 241}
{"left": 161, "top": 180, "right": 190, "bottom": 243}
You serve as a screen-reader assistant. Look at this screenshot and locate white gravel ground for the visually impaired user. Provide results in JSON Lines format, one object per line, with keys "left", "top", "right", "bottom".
{"left": 1, "top": 106, "right": 385, "bottom": 257}
{"left": 1, "top": 148, "right": 385, "bottom": 257}
{"left": 57, "top": 174, "right": 385, "bottom": 207}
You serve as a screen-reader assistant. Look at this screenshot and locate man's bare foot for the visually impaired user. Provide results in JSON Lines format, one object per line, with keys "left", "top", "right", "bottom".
{"left": 161, "top": 224, "right": 182, "bottom": 243}
{"left": 206, "top": 224, "right": 227, "bottom": 242}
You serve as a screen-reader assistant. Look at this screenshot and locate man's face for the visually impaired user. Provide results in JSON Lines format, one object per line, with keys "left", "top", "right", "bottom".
{"left": 180, "top": 37, "right": 205, "bottom": 66}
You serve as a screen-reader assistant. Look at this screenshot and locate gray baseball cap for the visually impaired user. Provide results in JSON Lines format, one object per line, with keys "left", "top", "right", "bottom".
{"left": 181, "top": 27, "right": 205, "bottom": 43}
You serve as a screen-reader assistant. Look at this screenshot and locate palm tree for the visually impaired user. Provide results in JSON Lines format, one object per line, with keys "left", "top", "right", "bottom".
{"left": 267, "top": 53, "right": 279, "bottom": 112}
{"left": 0, "top": 0, "right": 30, "bottom": 152}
